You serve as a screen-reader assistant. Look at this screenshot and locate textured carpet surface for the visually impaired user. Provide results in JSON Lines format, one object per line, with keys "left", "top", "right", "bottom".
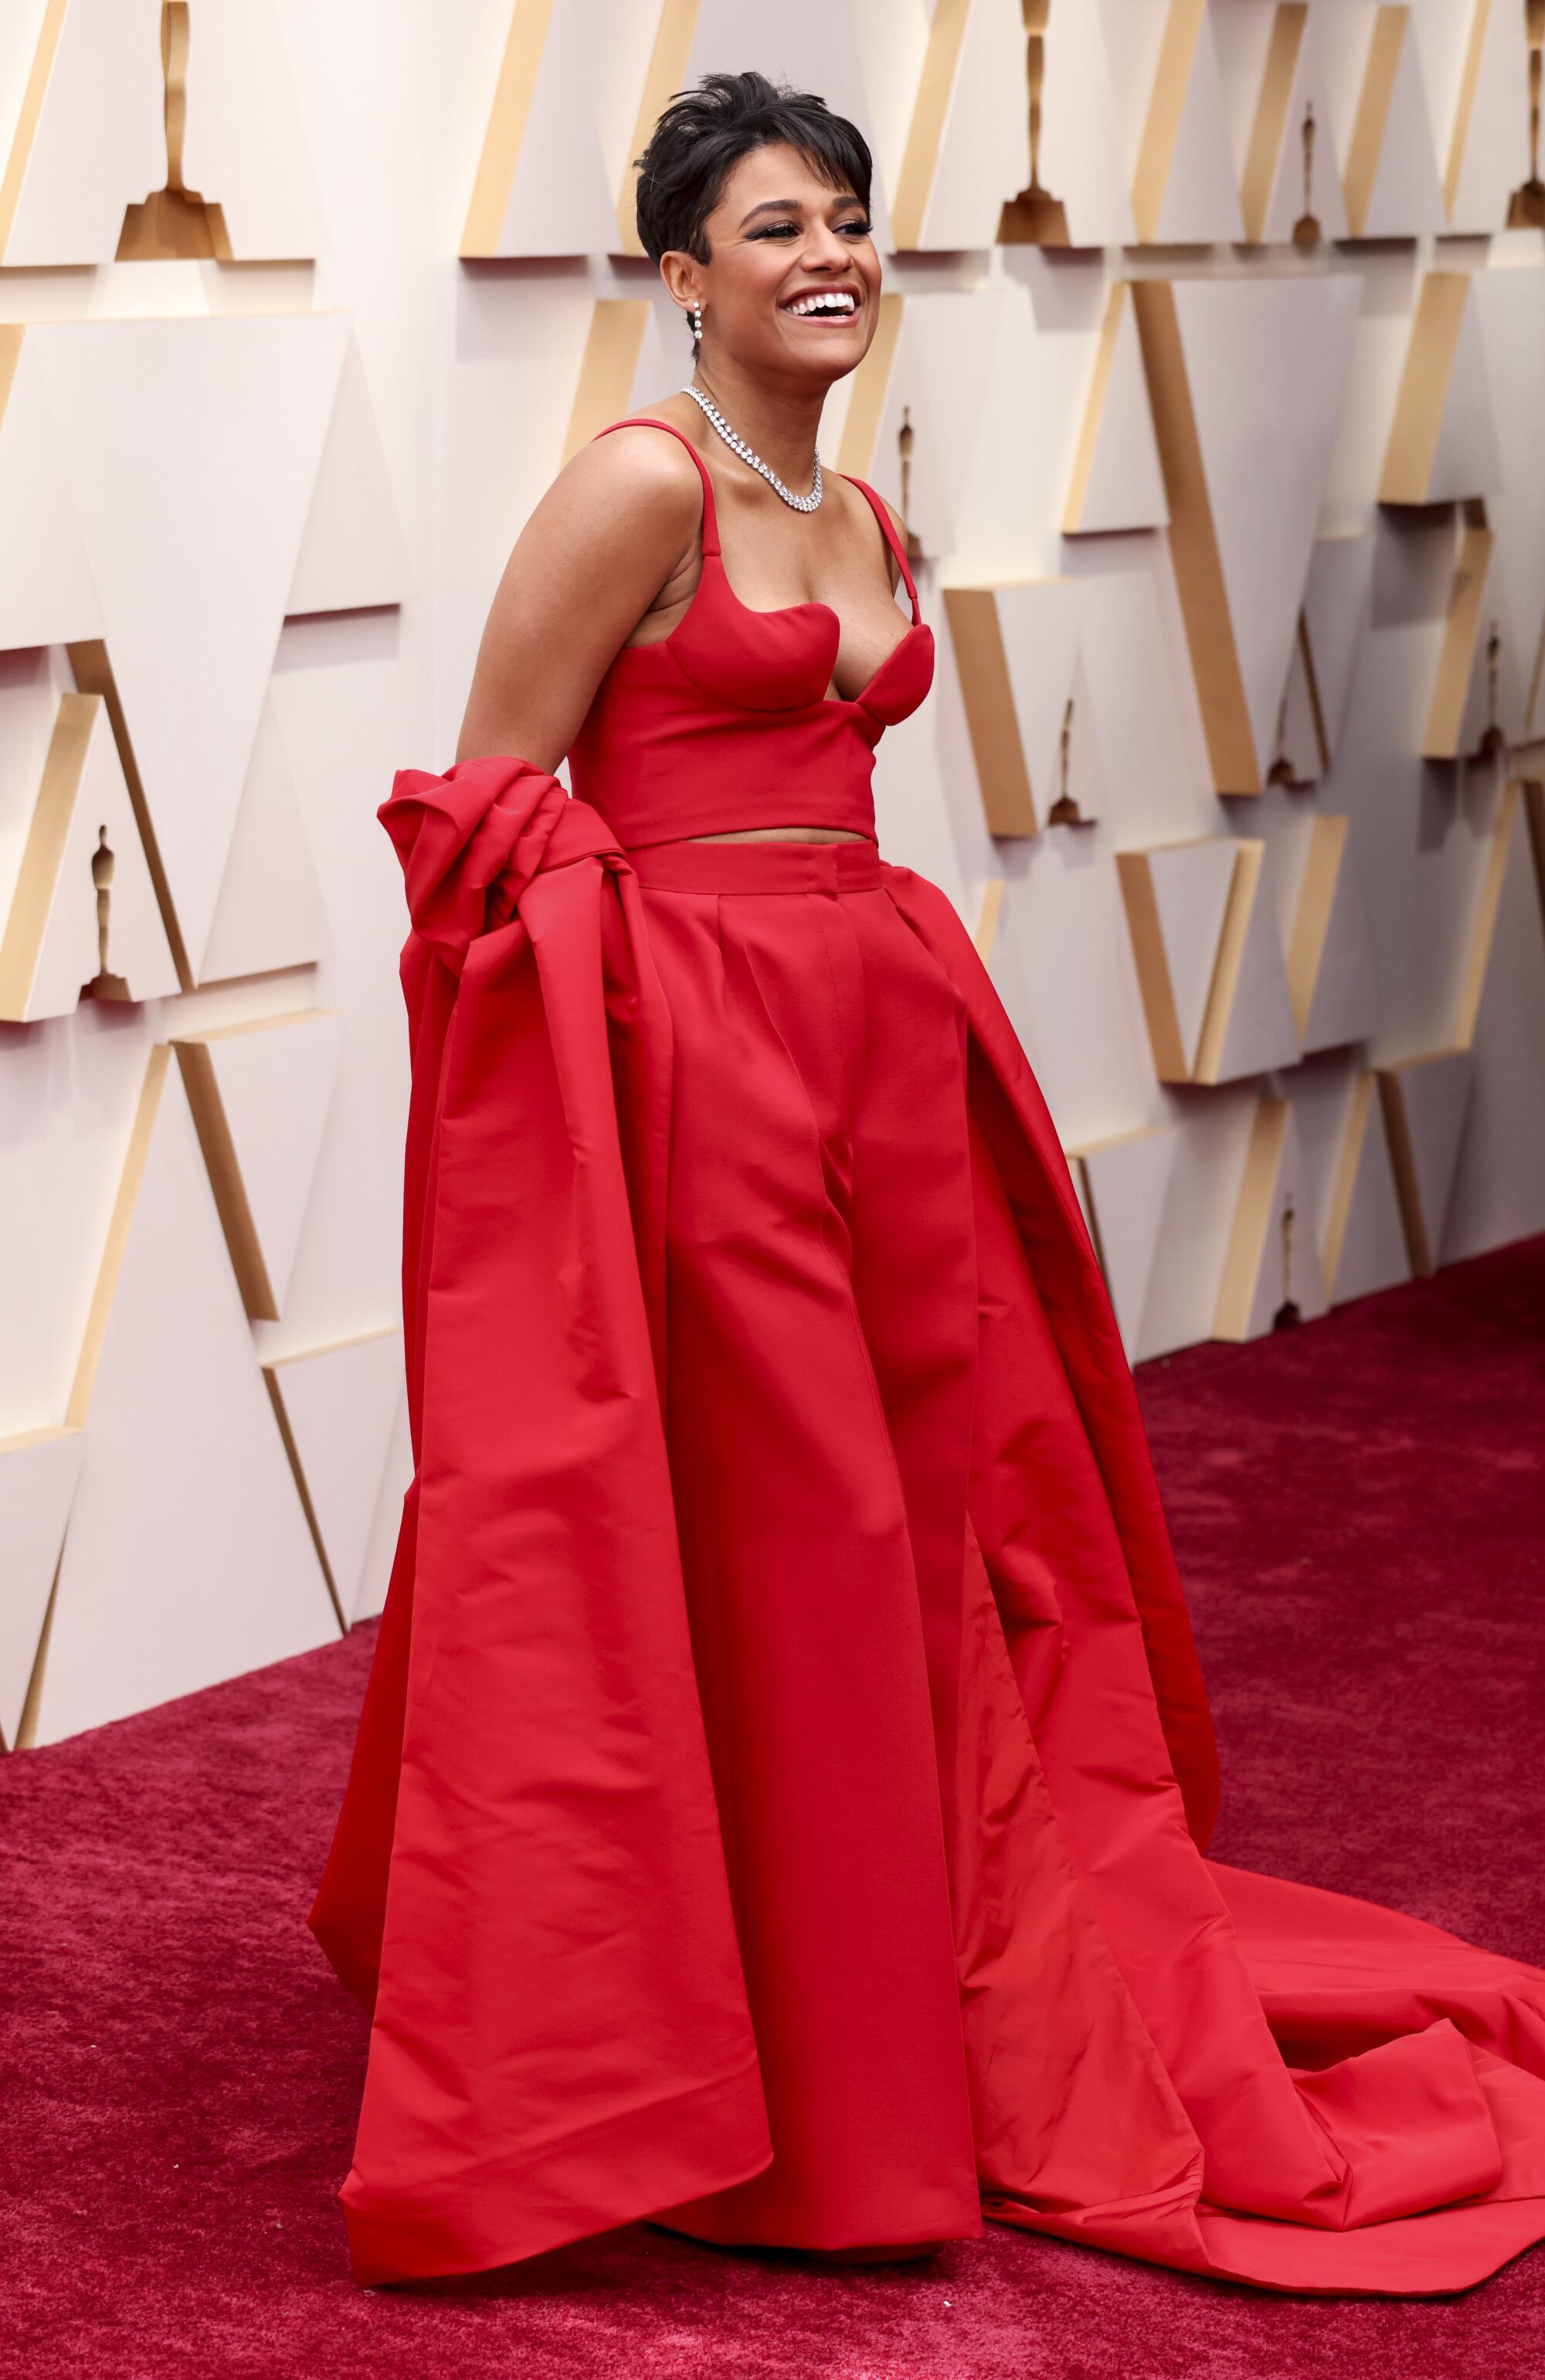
{"left": 4, "top": 1236, "right": 1543, "bottom": 2378}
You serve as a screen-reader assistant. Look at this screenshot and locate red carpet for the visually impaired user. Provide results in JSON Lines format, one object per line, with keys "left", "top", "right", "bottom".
{"left": 5, "top": 1237, "right": 1543, "bottom": 2378}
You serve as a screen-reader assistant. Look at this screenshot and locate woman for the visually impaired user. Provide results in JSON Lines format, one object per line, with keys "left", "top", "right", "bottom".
{"left": 310, "top": 73, "right": 1545, "bottom": 2296}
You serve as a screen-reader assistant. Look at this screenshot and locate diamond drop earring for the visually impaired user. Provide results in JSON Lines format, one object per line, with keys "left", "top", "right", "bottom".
{"left": 691, "top": 301, "right": 703, "bottom": 345}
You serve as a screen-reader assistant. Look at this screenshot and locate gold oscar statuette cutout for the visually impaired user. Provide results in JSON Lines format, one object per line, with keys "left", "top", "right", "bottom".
{"left": 79, "top": 824, "right": 131, "bottom": 1005}
{"left": 1272, "top": 1190, "right": 1302, "bottom": 1329}
{"left": 1267, "top": 682, "right": 1297, "bottom": 786}
{"left": 897, "top": 406, "right": 923, "bottom": 564}
{"left": 1293, "top": 99, "right": 1322, "bottom": 249}
{"left": 1474, "top": 619, "right": 1506, "bottom": 762}
{"left": 1046, "top": 694, "right": 1087, "bottom": 826}
{"left": 117, "top": 2, "right": 232, "bottom": 261}
{"left": 1509, "top": 0, "right": 1545, "bottom": 226}
{"left": 999, "top": 1, "right": 1071, "bottom": 246}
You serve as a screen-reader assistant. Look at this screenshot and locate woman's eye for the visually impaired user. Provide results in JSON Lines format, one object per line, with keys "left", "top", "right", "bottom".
{"left": 752, "top": 219, "right": 872, "bottom": 240}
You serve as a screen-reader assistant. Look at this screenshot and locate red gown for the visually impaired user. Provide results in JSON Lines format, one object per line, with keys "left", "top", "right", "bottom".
{"left": 309, "top": 418, "right": 1545, "bottom": 2293}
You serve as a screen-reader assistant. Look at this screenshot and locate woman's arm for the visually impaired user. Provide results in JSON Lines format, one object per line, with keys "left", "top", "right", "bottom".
{"left": 455, "top": 429, "right": 705, "bottom": 768}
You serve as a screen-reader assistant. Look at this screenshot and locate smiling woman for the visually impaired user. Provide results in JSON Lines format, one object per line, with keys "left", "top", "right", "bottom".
{"left": 309, "top": 68, "right": 1545, "bottom": 2310}
{"left": 452, "top": 75, "right": 911, "bottom": 789}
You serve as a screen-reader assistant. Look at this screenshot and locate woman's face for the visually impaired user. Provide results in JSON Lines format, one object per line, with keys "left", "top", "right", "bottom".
{"left": 669, "top": 140, "right": 881, "bottom": 386}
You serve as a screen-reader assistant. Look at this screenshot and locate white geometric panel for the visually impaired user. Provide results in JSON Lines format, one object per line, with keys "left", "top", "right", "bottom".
{"left": 1301, "top": 530, "right": 1377, "bottom": 765}
{"left": 1222, "top": 0, "right": 1350, "bottom": 246}
{"left": 581, "top": 0, "right": 673, "bottom": 218}
{"left": 603, "top": 291, "right": 674, "bottom": 453}
{"left": 1377, "top": 1048, "right": 1475, "bottom": 1276}
{"left": 1285, "top": 814, "right": 1380, "bottom": 1056}
{"left": 1073, "top": 567, "right": 1203, "bottom": 841}
{"left": 0, "top": 692, "right": 178, "bottom": 1022}
{"left": 1062, "top": 284, "right": 1168, "bottom": 536}
{"left": 1056, "top": 649, "right": 1108, "bottom": 828}
{"left": 1452, "top": 774, "right": 1544, "bottom": 1052}
{"left": 891, "top": 0, "right": 1027, "bottom": 249}
{"left": 264, "top": 1329, "right": 403, "bottom": 1627}
{"left": 1441, "top": 777, "right": 1545, "bottom": 1261}
{"left": 0, "top": 1426, "right": 82, "bottom": 1749}
{"left": 1422, "top": 0, "right": 1530, "bottom": 230}
{"left": 0, "top": 0, "right": 165, "bottom": 266}
{"left": 461, "top": 0, "right": 616, "bottom": 258}
{"left": 1321, "top": 1071, "right": 1411, "bottom": 1306}
{"left": 992, "top": 579, "right": 1084, "bottom": 821}
{"left": 604, "top": 0, "right": 695, "bottom": 252}
{"left": 1333, "top": 0, "right": 1445, "bottom": 239}
{"left": 351, "top": 1384, "right": 413, "bottom": 1626}
{"left": 171, "top": 1009, "right": 342, "bottom": 1321}
{"left": 1156, "top": 273, "right": 1360, "bottom": 795}
{"left": 1270, "top": 624, "right": 1324, "bottom": 787}
{"left": 1129, "top": 0, "right": 1247, "bottom": 243}
{"left": 178, "top": 0, "right": 328, "bottom": 260}
{"left": 1204, "top": 842, "right": 1300, "bottom": 1084}
{"left": 34, "top": 313, "right": 348, "bottom": 983}
{"left": 829, "top": 285, "right": 980, "bottom": 566}
{"left": 1379, "top": 271, "right": 1503, "bottom": 508}
{"left": 1070, "top": 1124, "right": 1179, "bottom": 1358}
{"left": 1302, "top": 854, "right": 1380, "bottom": 1058}
{"left": 0, "top": 325, "right": 101, "bottom": 651}
{"left": 945, "top": 576, "right": 1109, "bottom": 836}
{"left": 30, "top": 1047, "right": 337, "bottom": 1745}
{"left": 1421, "top": 518, "right": 1526, "bottom": 765}
{"left": 286, "top": 336, "right": 413, "bottom": 617}
{"left": 1034, "top": 0, "right": 1137, "bottom": 245}
{"left": 1116, "top": 837, "right": 1241, "bottom": 1081}
{"left": 199, "top": 696, "right": 333, "bottom": 984}
{"left": 1421, "top": 282, "right": 1504, "bottom": 508}
{"left": 1471, "top": 266, "right": 1545, "bottom": 734}
{"left": 0, "top": 644, "right": 59, "bottom": 906}
{"left": 1214, "top": 1096, "right": 1327, "bottom": 1341}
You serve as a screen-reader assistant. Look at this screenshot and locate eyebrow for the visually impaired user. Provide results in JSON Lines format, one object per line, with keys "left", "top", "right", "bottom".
{"left": 737, "top": 194, "right": 862, "bottom": 227}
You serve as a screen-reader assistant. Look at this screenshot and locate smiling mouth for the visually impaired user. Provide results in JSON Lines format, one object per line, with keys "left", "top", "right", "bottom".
{"left": 779, "top": 289, "right": 861, "bottom": 321}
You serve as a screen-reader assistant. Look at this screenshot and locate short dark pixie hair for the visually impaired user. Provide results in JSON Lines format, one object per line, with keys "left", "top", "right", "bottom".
{"left": 633, "top": 70, "right": 873, "bottom": 266}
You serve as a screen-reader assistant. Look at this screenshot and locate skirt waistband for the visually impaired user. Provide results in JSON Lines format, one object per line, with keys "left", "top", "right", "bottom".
{"left": 626, "top": 835, "right": 883, "bottom": 894}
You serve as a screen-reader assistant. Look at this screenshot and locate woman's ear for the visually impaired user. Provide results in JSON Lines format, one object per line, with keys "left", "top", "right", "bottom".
{"left": 659, "top": 251, "right": 701, "bottom": 312}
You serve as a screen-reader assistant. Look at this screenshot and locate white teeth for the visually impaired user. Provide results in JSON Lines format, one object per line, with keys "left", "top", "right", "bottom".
{"left": 786, "top": 292, "right": 857, "bottom": 318}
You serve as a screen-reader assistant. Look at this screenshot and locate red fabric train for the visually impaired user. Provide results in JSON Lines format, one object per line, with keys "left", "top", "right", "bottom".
{"left": 310, "top": 755, "right": 1545, "bottom": 2296}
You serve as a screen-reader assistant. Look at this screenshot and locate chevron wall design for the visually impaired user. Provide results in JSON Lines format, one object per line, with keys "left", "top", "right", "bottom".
{"left": 2, "top": 0, "right": 1543, "bottom": 1746}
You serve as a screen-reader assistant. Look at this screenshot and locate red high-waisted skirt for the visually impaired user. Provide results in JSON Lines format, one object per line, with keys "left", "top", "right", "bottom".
{"left": 631, "top": 835, "right": 983, "bottom": 2246}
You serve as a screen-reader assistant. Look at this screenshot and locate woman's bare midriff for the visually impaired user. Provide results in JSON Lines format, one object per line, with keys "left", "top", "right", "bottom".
{"left": 685, "top": 825, "right": 870, "bottom": 843}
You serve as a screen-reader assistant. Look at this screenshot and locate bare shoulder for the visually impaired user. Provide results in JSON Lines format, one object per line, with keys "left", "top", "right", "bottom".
{"left": 542, "top": 413, "right": 705, "bottom": 554}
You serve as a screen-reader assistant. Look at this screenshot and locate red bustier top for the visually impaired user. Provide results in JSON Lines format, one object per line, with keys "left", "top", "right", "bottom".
{"left": 567, "top": 417, "right": 934, "bottom": 848}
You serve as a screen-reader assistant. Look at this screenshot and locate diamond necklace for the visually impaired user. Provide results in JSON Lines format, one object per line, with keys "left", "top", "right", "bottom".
{"left": 680, "top": 380, "right": 823, "bottom": 513}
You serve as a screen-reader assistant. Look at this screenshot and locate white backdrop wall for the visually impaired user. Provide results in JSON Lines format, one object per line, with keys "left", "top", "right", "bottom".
{"left": 2, "top": 0, "right": 1543, "bottom": 1746}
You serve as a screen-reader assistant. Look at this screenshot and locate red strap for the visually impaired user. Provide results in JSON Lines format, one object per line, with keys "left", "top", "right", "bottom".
{"left": 592, "top": 416, "right": 720, "bottom": 556}
{"left": 841, "top": 476, "right": 921, "bottom": 624}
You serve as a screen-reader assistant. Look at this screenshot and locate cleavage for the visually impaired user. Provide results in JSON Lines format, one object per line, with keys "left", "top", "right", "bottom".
{"left": 715, "top": 556, "right": 913, "bottom": 705}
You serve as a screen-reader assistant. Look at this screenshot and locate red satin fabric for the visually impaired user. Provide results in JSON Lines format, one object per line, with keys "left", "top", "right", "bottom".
{"left": 311, "top": 425, "right": 1545, "bottom": 2294}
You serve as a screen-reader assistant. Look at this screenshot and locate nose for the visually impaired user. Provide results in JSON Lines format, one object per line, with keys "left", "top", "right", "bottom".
{"left": 800, "top": 219, "right": 853, "bottom": 272}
